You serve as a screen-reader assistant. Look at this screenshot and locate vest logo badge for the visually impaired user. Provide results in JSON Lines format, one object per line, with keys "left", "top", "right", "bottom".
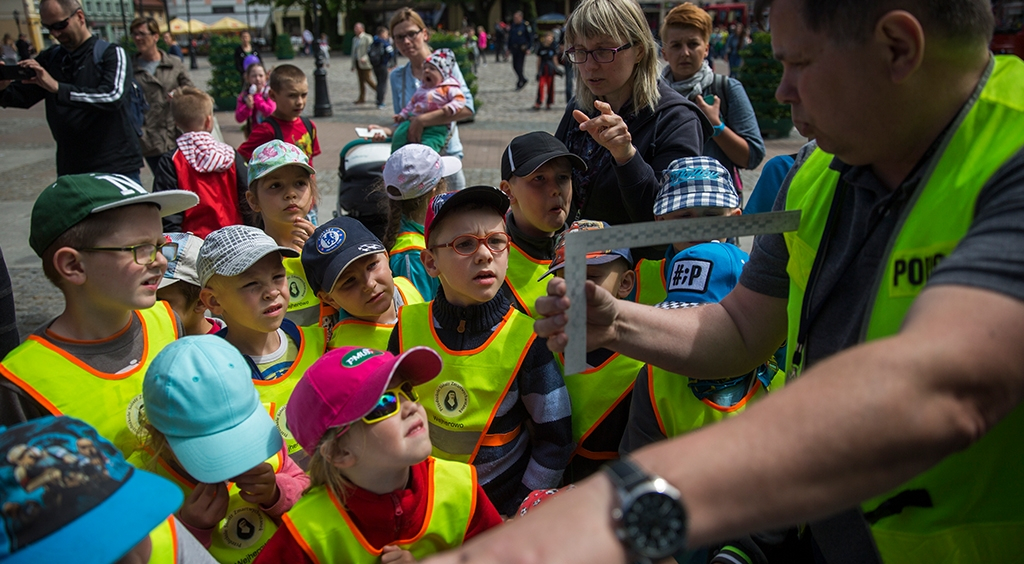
{"left": 125, "top": 394, "right": 145, "bottom": 437}
{"left": 889, "top": 242, "right": 953, "bottom": 298}
{"left": 435, "top": 381, "right": 469, "bottom": 417}
{"left": 274, "top": 404, "right": 293, "bottom": 441}
{"left": 316, "top": 227, "right": 346, "bottom": 254}
{"left": 340, "top": 348, "right": 384, "bottom": 368}
{"left": 221, "top": 506, "right": 265, "bottom": 549}
{"left": 288, "top": 275, "right": 307, "bottom": 302}
{"left": 667, "top": 259, "right": 713, "bottom": 293}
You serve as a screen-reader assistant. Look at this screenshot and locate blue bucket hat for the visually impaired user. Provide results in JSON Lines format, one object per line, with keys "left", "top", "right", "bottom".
{"left": 0, "top": 416, "right": 182, "bottom": 563}
{"left": 655, "top": 156, "right": 740, "bottom": 216}
{"left": 143, "top": 335, "right": 283, "bottom": 483}
{"left": 657, "top": 242, "right": 748, "bottom": 309}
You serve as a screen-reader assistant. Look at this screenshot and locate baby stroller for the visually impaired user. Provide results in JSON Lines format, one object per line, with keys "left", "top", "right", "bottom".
{"left": 336, "top": 139, "right": 392, "bottom": 241}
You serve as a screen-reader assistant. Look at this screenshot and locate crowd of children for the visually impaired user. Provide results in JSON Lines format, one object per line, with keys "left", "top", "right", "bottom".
{"left": 0, "top": 72, "right": 784, "bottom": 560}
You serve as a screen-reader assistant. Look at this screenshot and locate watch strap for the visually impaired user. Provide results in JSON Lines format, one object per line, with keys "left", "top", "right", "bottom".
{"left": 604, "top": 457, "right": 650, "bottom": 493}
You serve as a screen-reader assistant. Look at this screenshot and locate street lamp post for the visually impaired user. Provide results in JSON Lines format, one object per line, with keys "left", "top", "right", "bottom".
{"left": 13, "top": 10, "right": 20, "bottom": 35}
{"left": 184, "top": 0, "right": 197, "bottom": 69}
{"left": 118, "top": 0, "right": 129, "bottom": 41}
{"left": 311, "top": 1, "right": 332, "bottom": 117}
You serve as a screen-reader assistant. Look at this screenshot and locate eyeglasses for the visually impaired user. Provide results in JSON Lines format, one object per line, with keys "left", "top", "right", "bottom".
{"left": 43, "top": 9, "right": 80, "bottom": 32}
{"left": 431, "top": 232, "right": 510, "bottom": 256}
{"left": 131, "top": 30, "right": 153, "bottom": 38}
{"left": 80, "top": 241, "right": 179, "bottom": 265}
{"left": 363, "top": 382, "right": 419, "bottom": 424}
{"left": 565, "top": 42, "right": 633, "bottom": 64}
{"left": 394, "top": 29, "right": 423, "bottom": 42}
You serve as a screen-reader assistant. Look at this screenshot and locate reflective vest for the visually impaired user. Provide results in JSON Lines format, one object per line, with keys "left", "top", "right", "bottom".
{"left": 782, "top": 55, "right": 1024, "bottom": 563}
{"left": 647, "top": 364, "right": 778, "bottom": 439}
{"left": 632, "top": 259, "right": 667, "bottom": 305}
{"left": 391, "top": 230, "right": 425, "bottom": 255}
{"left": 559, "top": 352, "right": 643, "bottom": 461}
{"left": 326, "top": 277, "right": 423, "bottom": 350}
{"left": 147, "top": 516, "right": 178, "bottom": 564}
{"left": 171, "top": 149, "right": 242, "bottom": 239}
{"left": 505, "top": 243, "right": 550, "bottom": 318}
{"left": 255, "top": 322, "right": 325, "bottom": 457}
{"left": 143, "top": 450, "right": 284, "bottom": 564}
{"left": 284, "top": 255, "right": 321, "bottom": 327}
{"left": 0, "top": 302, "right": 179, "bottom": 465}
{"left": 397, "top": 302, "right": 535, "bottom": 463}
{"left": 282, "top": 457, "right": 473, "bottom": 563}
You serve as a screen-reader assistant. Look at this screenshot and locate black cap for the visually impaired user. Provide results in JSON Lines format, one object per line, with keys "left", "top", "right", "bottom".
{"left": 301, "top": 217, "right": 387, "bottom": 295}
{"left": 501, "top": 131, "right": 587, "bottom": 181}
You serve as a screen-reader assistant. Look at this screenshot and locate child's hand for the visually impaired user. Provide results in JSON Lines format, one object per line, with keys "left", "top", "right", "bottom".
{"left": 381, "top": 545, "right": 417, "bottom": 563}
{"left": 291, "top": 217, "right": 316, "bottom": 249}
{"left": 393, "top": 114, "right": 404, "bottom": 123}
{"left": 231, "top": 462, "right": 280, "bottom": 507}
{"left": 179, "top": 481, "right": 229, "bottom": 530}
{"left": 245, "top": 94, "right": 254, "bottom": 108}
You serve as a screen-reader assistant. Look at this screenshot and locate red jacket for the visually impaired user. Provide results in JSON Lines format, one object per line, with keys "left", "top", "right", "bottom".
{"left": 253, "top": 459, "right": 503, "bottom": 563}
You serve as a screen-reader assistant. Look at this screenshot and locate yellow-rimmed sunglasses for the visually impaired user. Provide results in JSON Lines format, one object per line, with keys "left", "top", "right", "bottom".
{"left": 362, "top": 381, "right": 419, "bottom": 424}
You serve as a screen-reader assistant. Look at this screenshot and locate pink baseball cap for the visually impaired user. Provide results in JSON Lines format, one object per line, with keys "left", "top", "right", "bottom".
{"left": 286, "top": 346, "right": 442, "bottom": 453}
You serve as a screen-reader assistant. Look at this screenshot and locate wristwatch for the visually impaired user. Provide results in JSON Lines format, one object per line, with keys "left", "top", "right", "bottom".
{"left": 604, "top": 457, "right": 688, "bottom": 563}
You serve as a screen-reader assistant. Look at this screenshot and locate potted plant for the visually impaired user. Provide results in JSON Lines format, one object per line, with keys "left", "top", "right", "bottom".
{"left": 736, "top": 32, "right": 792, "bottom": 139}
{"left": 425, "top": 31, "right": 480, "bottom": 114}
{"left": 207, "top": 35, "right": 242, "bottom": 111}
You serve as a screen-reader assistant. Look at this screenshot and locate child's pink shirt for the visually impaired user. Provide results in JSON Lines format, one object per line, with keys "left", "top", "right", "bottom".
{"left": 398, "top": 78, "right": 467, "bottom": 120}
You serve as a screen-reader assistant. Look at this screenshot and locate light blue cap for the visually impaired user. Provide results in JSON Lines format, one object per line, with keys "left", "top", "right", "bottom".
{"left": 143, "top": 335, "right": 282, "bottom": 483}
{"left": 658, "top": 242, "right": 748, "bottom": 309}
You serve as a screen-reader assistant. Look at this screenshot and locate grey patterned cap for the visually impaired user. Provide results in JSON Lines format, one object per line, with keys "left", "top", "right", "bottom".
{"left": 197, "top": 225, "right": 300, "bottom": 286}
{"left": 654, "top": 156, "right": 740, "bottom": 216}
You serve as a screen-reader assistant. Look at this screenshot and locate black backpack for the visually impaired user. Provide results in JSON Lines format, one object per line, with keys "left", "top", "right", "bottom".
{"left": 93, "top": 39, "right": 149, "bottom": 137}
{"left": 367, "top": 39, "right": 388, "bottom": 67}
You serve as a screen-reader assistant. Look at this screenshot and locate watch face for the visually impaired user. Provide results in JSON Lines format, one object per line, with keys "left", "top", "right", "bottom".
{"left": 624, "top": 491, "right": 687, "bottom": 558}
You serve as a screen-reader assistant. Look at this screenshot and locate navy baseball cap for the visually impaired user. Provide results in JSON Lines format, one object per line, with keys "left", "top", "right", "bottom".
{"left": 539, "top": 220, "right": 633, "bottom": 280}
{"left": 301, "top": 217, "right": 388, "bottom": 296}
{"left": 655, "top": 157, "right": 740, "bottom": 216}
{"left": 657, "top": 242, "right": 747, "bottom": 309}
{"left": 501, "top": 131, "right": 586, "bottom": 181}
{"left": 423, "top": 186, "right": 510, "bottom": 246}
{"left": 0, "top": 416, "right": 182, "bottom": 563}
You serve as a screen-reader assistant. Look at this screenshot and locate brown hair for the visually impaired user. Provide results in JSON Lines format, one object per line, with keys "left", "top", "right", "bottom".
{"left": 661, "top": 3, "right": 713, "bottom": 43}
{"left": 389, "top": 7, "right": 427, "bottom": 36}
{"left": 379, "top": 177, "right": 447, "bottom": 250}
{"left": 247, "top": 170, "right": 320, "bottom": 229}
{"left": 130, "top": 16, "right": 160, "bottom": 36}
{"left": 170, "top": 86, "right": 213, "bottom": 132}
{"left": 269, "top": 64, "right": 307, "bottom": 92}
{"left": 305, "top": 426, "right": 356, "bottom": 502}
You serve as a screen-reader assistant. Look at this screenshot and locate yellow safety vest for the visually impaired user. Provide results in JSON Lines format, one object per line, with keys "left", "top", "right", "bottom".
{"left": 505, "top": 243, "right": 551, "bottom": 319}
{"left": 632, "top": 259, "right": 667, "bottom": 305}
{"left": 284, "top": 255, "right": 321, "bottom": 327}
{"left": 142, "top": 450, "right": 284, "bottom": 564}
{"left": 647, "top": 364, "right": 778, "bottom": 439}
{"left": 391, "top": 230, "right": 426, "bottom": 255}
{"left": 783, "top": 55, "right": 1024, "bottom": 563}
{"left": 326, "top": 277, "right": 424, "bottom": 350}
{"left": 283, "top": 457, "right": 474, "bottom": 563}
{"left": 147, "top": 516, "right": 178, "bottom": 564}
{"left": 558, "top": 352, "right": 643, "bottom": 461}
{"left": 0, "top": 302, "right": 179, "bottom": 465}
{"left": 397, "top": 302, "right": 536, "bottom": 463}
{"left": 258, "top": 323, "right": 325, "bottom": 457}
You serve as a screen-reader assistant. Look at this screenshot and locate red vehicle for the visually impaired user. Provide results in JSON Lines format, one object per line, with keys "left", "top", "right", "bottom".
{"left": 992, "top": 0, "right": 1024, "bottom": 58}
{"left": 705, "top": 3, "right": 748, "bottom": 29}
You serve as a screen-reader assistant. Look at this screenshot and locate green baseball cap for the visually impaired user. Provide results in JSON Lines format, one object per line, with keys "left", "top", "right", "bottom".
{"left": 30, "top": 174, "right": 199, "bottom": 257}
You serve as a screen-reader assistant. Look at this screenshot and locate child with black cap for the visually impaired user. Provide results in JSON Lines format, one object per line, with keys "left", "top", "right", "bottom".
{"left": 387, "top": 186, "right": 574, "bottom": 516}
{"left": 499, "top": 131, "right": 586, "bottom": 318}
{"left": 301, "top": 216, "right": 424, "bottom": 350}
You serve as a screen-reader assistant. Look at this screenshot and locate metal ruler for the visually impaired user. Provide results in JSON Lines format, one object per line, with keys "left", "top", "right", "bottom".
{"left": 561, "top": 210, "right": 801, "bottom": 375}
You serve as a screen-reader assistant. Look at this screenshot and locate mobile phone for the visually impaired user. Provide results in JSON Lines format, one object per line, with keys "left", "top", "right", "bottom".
{"left": 703, "top": 94, "right": 716, "bottom": 105}
{"left": 0, "top": 65, "right": 36, "bottom": 81}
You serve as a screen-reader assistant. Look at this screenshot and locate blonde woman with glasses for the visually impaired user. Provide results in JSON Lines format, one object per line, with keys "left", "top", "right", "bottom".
{"left": 555, "top": 0, "right": 710, "bottom": 259}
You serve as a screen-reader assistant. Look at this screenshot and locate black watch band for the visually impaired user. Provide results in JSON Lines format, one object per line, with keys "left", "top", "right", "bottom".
{"left": 605, "top": 457, "right": 650, "bottom": 492}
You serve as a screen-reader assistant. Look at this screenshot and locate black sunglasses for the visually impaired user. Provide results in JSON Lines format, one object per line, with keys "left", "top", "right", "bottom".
{"left": 44, "top": 9, "right": 81, "bottom": 32}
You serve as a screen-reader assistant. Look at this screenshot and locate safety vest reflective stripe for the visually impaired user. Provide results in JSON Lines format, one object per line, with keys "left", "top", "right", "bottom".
{"left": 398, "top": 302, "right": 536, "bottom": 463}
{"left": 505, "top": 243, "right": 551, "bottom": 319}
{"left": 256, "top": 324, "right": 325, "bottom": 457}
{"left": 147, "top": 516, "right": 178, "bottom": 564}
{"left": 0, "top": 302, "right": 179, "bottom": 465}
{"left": 783, "top": 55, "right": 1024, "bottom": 563}
{"left": 284, "top": 255, "right": 321, "bottom": 327}
{"left": 325, "top": 277, "right": 424, "bottom": 350}
{"left": 558, "top": 352, "right": 643, "bottom": 452}
{"left": 394, "top": 276, "right": 424, "bottom": 307}
{"left": 142, "top": 450, "right": 284, "bottom": 564}
{"left": 633, "top": 259, "right": 667, "bottom": 305}
{"left": 648, "top": 365, "right": 775, "bottom": 438}
{"left": 284, "top": 457, "right": 473, "bottom": 563}
{"left": 392, "top": 231, "right": 426, "bottom": 255}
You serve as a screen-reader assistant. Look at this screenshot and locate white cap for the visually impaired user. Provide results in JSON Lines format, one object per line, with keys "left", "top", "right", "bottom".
{"left": 159, "top": 232, "right": 204, "bottom": 289}
{"left": 197, "top": 225, "right": 299, "bottom": 286}
{"left": 383, "top": 144, "right": 462, "bottom": 201}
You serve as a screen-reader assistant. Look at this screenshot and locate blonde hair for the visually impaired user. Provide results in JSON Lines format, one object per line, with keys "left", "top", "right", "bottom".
{"left": 564, "top": 0, "right": 660, "bottom": 114}
{"left": 389, "top": 7, "right": 427, "bottom": 36}
{"left": 170, "top": 86, "right": 213, "bottom": 131}
{"left": 661, "top": 3, "right": 713, "bottom": 43}
{"left": 305, "top": 426, "right": 356, "bottom": 503}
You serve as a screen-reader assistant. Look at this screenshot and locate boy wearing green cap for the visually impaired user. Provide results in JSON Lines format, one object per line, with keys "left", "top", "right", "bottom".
{"left": 0, "top": 173, "right": 198, "bottom": 467}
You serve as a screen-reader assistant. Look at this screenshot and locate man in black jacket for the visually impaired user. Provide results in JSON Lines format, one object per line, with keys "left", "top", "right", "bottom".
{"left": 0, "top": 0, "right": 142, "bottom": 180}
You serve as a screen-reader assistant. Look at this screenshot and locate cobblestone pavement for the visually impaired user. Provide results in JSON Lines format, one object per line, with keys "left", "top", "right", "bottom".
{"left": 0, "top": 51, "right": 807, "bottom": 337}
